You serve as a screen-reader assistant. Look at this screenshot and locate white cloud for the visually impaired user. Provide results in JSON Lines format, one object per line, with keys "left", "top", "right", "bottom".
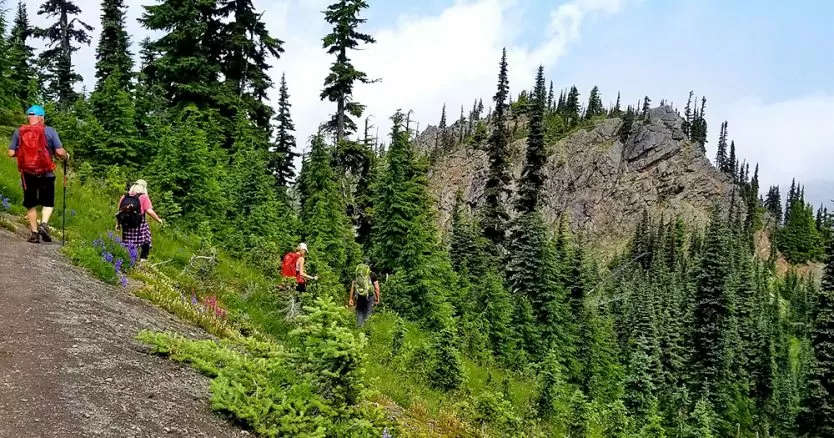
{"left": 22, "top": 0, "right": 830, "bottom": 207}
{"left": 23, "top": 0, "right": 626, "bottom": 153}
{"left": 708, "top": 93, "right": 834, "bottom": 194}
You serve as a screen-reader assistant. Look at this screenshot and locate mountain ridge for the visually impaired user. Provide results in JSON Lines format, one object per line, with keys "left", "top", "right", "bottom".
{"left": 419, "top": 105, "right": 745, "bottom": 257}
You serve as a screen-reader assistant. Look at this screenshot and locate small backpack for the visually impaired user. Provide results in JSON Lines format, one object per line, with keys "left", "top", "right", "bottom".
{"left": 16, "top": 125, "right": 56, "bottom": 176}
{"left": 282, "top": 252, "right": 301, "bottom": 278}
{"left": 117, "top": 193, "right": 143, "bottom": 228}
{"left": 354, "top": 264, "right": 373, "bottom": 297}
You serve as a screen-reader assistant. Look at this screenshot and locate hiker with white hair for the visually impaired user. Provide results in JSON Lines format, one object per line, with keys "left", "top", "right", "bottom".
{"left": 115, "top": 179, "right": 164, "bottom": 261}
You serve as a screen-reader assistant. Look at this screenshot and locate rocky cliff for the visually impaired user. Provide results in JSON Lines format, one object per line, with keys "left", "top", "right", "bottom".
{"left": 419, "top": 105, "right": 743, "bottom": 257}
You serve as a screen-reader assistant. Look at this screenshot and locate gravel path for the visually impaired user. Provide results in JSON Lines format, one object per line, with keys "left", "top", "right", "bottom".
{"left": 0, "top": 227, "right": 249, "bottom": 438}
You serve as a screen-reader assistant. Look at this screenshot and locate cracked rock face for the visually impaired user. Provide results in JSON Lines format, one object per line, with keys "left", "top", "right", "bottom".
{"left": 421, "top": 105, "right": 742, "bottom": 257}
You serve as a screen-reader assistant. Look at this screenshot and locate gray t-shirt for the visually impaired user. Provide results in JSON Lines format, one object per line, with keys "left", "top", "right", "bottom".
{"left": 8, "top": 126, "right": 63, "bottom": 177}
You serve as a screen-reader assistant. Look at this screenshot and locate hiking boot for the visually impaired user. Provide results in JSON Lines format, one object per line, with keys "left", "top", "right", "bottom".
{"left": 27, "top": 231, "right": 39, "bottom": 243}
{"left": 38, "top": 223, "right": 52, "bottom": 243}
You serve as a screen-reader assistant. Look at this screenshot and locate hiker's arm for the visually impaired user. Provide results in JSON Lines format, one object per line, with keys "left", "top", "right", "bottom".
{"left": 46, "top": 128, "right": 68, "bottom": 160}
{"left": 349, "top": 283, "right": 355, "bottom": 306}
{"left": 8, "top": 130, "right": 18, "bottom": 157}
{"left": 146, "top": 207, "right": 163, "bottom": 225}
{"left": 299, "top": 258, "right": 318, "bottom": 281}
{"left": 374, "top": 281, "right": 380, "bottom": 303}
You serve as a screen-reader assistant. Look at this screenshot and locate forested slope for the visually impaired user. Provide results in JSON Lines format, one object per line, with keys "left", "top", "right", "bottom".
{"left": 1, "top": 0, "right": 833, "bottom": 437}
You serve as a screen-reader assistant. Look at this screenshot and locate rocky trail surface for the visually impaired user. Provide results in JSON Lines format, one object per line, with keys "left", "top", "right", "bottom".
{"left": 0, "top": 227, "right": 248, "bottom": 438}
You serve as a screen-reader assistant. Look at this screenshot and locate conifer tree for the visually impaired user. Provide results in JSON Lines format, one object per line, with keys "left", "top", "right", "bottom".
{"left": 716, "top": 121, "right": 728, "bottom": 171}
{"left": 765, "top": 185, "right": 782, "bottom": 225}
{"left": 516, "top": 66, "right": 547, "bottom": 215}
{"left": 619, "top": 106, "right": 635, "bottom": 143}
{"left": 140, "top": 0, "right": 223, "bottom": 110}
{"left": 612, "top": 91, "right": 622, "bottom": 116}
{"left": 270, "top": 73, "right": 298, "bottom": 188}
{"left": 320, "top": 0, "right": 376, "bottom": 141}
{"left": 564, "top": 85, "right": 580, "bottom": 125}
{"left": 0, "top": 4, "right": 13, "bottom": 114}
{"left": 506, "top": 211, "right": 567, "bottom": 359}
{"left": 691, "top": 205, "right": 731, "bottom": 399}
{"left": 89, "top": 74, "right": 140, "bottom": 168}
{"left": 585, "top": 85, "right": 604, "bottom": 119}
{"left": 34, "top": 0, "right": 94, "bottom": 106}
{"left": 640, "top": 96, "right": 651, "bottom": 119}
{"left": 299, "top": 133, "right": 361, "bottom": 282}
{"left": 218, "top": 0, "right": 284, "bottom": 130}
{"left": 728, "top": 141, "right": 737, "bottom": 180}
{"left": 682, "top": 91, "right": 694, "bottom": 138}
{"left": 798, "top": 234, "right": 834, "bottom": 436}
{"left": 371, "top": 110, "right": 453, "bottom": 326}
{"left": 94, "top": 0, "right": 132, "bottom": 91}
{"left": 429, "top": 324, "right": 465, "bottom": 391}
{"left": 547, "top": 81, "right": 554, "bottom": 112}
{"left": 480, "top": 48, "right": 512, "bottom": 248}
{"left": 7, "top": 0, "right": 37, "bottom": 109}
{"left": 436, "top": 103, "right": 447, "bottom": 150}
{"left": 745, "top": 164, "right": 760, "bottom": 232}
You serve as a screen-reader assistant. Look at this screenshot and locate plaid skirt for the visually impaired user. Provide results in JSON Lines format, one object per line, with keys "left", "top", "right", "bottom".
{"left": 122, "top": 220, "right": 152, "bottom": 247}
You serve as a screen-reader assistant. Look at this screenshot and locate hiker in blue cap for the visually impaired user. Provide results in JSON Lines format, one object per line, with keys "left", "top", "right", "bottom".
{"left": 7, "top": 105, "right": 69, "bottom": 243}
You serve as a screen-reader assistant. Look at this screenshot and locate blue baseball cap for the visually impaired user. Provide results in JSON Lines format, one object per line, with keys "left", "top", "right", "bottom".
{"left": 26, "top": 105, "right": 45, "bottom": 117}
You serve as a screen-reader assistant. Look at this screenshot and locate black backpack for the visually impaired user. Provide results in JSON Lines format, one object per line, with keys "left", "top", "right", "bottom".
{"left": 117, "top": 193, "right": 143, "bottom": 228}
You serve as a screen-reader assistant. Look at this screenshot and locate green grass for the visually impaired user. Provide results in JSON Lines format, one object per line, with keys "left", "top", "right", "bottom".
{"left": 0, "top": 154, "right": 546, "bottom": 436}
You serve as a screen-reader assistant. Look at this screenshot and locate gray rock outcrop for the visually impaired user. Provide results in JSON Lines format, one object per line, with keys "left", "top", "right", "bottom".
{"left": 420, "top": 105, "right": 742, "bottom": 257}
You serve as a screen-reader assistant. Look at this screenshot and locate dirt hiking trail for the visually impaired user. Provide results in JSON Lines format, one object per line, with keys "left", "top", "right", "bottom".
{"left": 0, "top": 228, "right": 248, "bottom": 438}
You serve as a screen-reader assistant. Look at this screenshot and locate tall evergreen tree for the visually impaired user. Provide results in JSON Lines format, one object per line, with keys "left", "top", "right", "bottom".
{"left": 7, "top": 0, "right": 37, "bottom": 109}
{"left": 269, "top": 73, "right": 298, "bottom": 187}
{"left": 516, "top": 65, "right": 547, "bottom": 215}
{"left": 682, "top": 91, "right": 694, "bottom": 138}
{"left": 585, "top": 85, "right": 604, "bottom": 119}
{"left": 728, "top": 141, "right": 737, "bottom": 180}
{"left": 218, "top": 0, "right": 284, "bottom": 130}
{"left": 320, "top": 0, "right": 377, "bottom": 141}
{"left": 299, "top": 133, "right": 361, "bottom": 283}
{"left": 564, "top": 86, "right": 580, "bottom": 125}
{"left": 371, "top": 110, "right": 453, "bottom": 326}
{"left": 716, "top": 121, "right": 728, "bottom": 171}
{"left": 34, "top": 0, "right": 94, "bottom": 106}
{"left": 94, "top": 0, "right": 132, "bottom": 91}
{"left": 140, "top": 0, "right": 224, "bottom": 110}
{"left": 798, "top": 235, "right": 834, "bottom": 436}
{"left": 691, "top": 206, "right": 732, "bottom": 400}
{"left": 480, "top": 48, "right": 512, "bottom": 248}
{"left": 612, "top": 91, "right": 622, "bottom": 116}
{"left": 764, "top": 185, "right": 782, "bottom": 225}
{"left": 0, "top": 3, "right": 13, "bottom": 114}
{"left": 640, "top": 96, "right": 651, "bottom": 119}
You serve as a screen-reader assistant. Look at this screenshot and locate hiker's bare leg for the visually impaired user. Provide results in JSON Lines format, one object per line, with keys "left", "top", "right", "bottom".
{"left": 26, "top": 208, "right": 38, "bottom": 232}
{"left": 41, "top": 206, "right": 54, "bottom": 225}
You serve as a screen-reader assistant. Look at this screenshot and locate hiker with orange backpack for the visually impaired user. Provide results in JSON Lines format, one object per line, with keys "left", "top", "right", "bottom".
{"left": 6, "top": 105, "right": 69, "bottom": 243}
{"left": 281, "top": 243, "right": 318, "bottom": 292}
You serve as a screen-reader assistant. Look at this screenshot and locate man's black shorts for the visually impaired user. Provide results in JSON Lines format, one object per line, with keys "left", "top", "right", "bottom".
{"left": 296, "top": 282, "right": 307, "bottom": 293}
{"left": 22, "top": 173, "right": 55, "bottom": 209}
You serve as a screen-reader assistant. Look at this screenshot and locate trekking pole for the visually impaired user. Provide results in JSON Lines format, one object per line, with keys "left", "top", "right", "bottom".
{"left": 62, "top": 159, "right": 67, "bottom": 247}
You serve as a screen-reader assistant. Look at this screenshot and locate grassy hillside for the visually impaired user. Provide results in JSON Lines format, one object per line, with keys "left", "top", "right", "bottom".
{"left": 0, "top": 146, "right": 553, "bottom": 437}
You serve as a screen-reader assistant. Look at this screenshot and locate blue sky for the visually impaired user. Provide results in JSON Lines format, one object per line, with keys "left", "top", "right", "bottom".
{"left": 25, "top": 0, "right": 834, "bottom": 206}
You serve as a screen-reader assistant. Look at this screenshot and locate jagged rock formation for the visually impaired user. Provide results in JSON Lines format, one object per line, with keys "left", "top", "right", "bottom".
{"left": 420, "top": 105, "right": 743, "bottom": 257}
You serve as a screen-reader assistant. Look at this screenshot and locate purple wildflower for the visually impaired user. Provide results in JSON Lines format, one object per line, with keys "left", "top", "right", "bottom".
{"left": 107, "top": 231, "right": 115, "bottom": 240}
{"left": 114, "top": 259, "right": 123, "bottom": 273}
{"left": 119, "top": 275, "right": 128, "bottom": 287}
{"left": 70, "top": 209, "right": 76, "bottom": 217}
{"left": 191, "top": 293, "right": 198, "bottom": 306}
{"left": 1, "top": 196, "right": 9, "bottom": 210}
{"left": 103, "top": 252, "right": 114, "bottom": 263}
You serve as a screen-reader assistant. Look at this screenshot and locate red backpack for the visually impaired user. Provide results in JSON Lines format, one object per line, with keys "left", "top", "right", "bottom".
{"left": 17, "top": 125, "right": 55, "bottom": 176}
{"left": 281, "top": 252, "right": 301, "bottom": 279}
